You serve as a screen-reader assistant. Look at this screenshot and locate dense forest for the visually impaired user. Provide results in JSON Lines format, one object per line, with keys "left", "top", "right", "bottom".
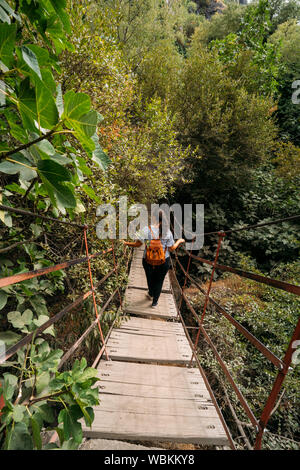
{"left": 0, "top": 0, "right": 299, "bottom": 450}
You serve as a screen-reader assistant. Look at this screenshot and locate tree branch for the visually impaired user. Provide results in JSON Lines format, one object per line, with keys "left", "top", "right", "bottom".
{"left": 0, "top": 129, "right": 56, "bottom": 161}
{"left": 0, "top": 123, "right": 70, "bottom": 161}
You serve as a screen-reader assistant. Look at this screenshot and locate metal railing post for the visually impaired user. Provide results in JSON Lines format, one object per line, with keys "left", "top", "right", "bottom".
{"left": 83, "top": 227, "right": 110, "bottom": 361}
{"left": 189, "top": 232, "right": 225, "bottom": 365}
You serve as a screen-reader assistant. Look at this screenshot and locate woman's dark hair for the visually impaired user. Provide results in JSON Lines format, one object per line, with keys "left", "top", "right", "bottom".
{"left": 158, "top": 210, "right": 169, "bottom": 238}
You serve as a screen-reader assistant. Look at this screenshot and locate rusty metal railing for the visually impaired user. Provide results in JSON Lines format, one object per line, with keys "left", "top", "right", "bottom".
{"left": 172, "top": 222, "right": 300, "bottom": 450}
{"left": 0, "top": 205, "right": 126, "bottom": 368}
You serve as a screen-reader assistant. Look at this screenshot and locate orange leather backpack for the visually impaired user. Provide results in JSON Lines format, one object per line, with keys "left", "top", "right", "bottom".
{"left": 145, "top": 226, "right": 167, "bottom": 266}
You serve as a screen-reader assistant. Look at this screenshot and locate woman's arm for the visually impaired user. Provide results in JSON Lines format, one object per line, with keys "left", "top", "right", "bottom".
{"left": 122, "top": 240, "right": 143, "bottom": 248}
{"left": 168, "top": 238, "right": 185, "bottom": 252}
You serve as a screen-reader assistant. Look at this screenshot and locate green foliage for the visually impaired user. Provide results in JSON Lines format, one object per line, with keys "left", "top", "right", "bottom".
{"left": 0, "top": 0, "right": 110, "bottom": 219}
{"left": 189, "top": 165, "right": 300, "bottom": 274}
{"left": 169, "top": 48, "right": 277, "bottom": 194}
{"left": 210, "top": 0, "right": 282, "bottom": 95}
{"left": 0, "top": 0, "right": 116, "bottom": 451}
{"left": 1, "top": 355, "right": 99, "bottom": 450}
{"left": 269, "top": 20, "right": 300, "bottom": 146}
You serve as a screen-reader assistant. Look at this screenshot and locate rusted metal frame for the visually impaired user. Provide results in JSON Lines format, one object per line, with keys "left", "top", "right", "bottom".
{"left": 58, "top": 287, "right": 119, "bottom": 369}
{"left": 83, "top": 228, "right": 109, "bottom": 361}
{"left": 181, "top": 248, "right": 300, "bottom": 296}
{"left": 0, "top": 203, "right": 88, "bottom": 228}
{"left": 1, "top": 269, "right": 115, "bottom": 363}
{"left": 177, "top": 239, "right": 194, "bottom": 317}
{"left": 220, "top": 380, "right": 253, "bottom": 450}
{"left": 169, "top": 257, "right": 236, "bottom": 450}
{"left": 92, "top": 317, "right": 119, "bottom": 369}
{"left": 181, "top": 290, "right": 260, "bottom": 430}
{"left": 0, "top": 248, "right": 113, "bottom": 289}
{"left": 254, "top": 316, "right": 300, "bottom": 450}
{"left": 111, "top": 240, "right": 123, "bottom": 310}
{"left": 174, "top": 253, "right": 285, "bottom": 371}
{"left": 92, "top": 248, "right": 132, "bottom": 369}
{"left": 190, "top": 233, "right": 225, "bottom": 365}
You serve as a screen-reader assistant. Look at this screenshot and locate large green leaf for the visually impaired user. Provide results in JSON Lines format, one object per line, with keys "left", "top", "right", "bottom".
{"left": 0, "top": 0, "right": 21, "bottom": 23}
{"left": 34, "top": 78, "right": 59, "bottom": 129}
{"left": 25, "top": 44, "right": 49, "bottom": 66}
{"left": 41, "top": 175, "right": 76, "bottom": 209}
{"left": 20, "top": 45, "right": 42, "bottom": 80}
{"left": 0, "top": 22, "right": 16, "bottom": 68}
{"left": 18, "top": 77, "right": 38, "bottom": 132}
{"left": 37, "top": 159, "right": 72, "bottom": 185}
{"left": 63, "top": 90, "right": 91, "bottom": 121}
{"left": 0, "top": 153, "right": 37, "bottom": 181}
{"left": 49, "top": 0, "right": 71, "bottom": 33}
{"left": 91, "top": 134, "right": 111, "bottom": 171}
{"left": 78, "top": 110, "right": 98, "bottom": 138}
{"left": 52, "top": 182, "right": 76, "bottom": 209}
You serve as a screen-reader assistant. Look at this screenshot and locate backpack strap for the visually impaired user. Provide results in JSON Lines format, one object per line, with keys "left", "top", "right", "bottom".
{"left": 148, "top": 225, "right": 158, "bottom": 240}
{"left": 149, "top": 225, "right": 168, "bottom": 254}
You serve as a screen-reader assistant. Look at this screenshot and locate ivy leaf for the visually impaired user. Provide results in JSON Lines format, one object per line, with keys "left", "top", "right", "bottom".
{"left": 33, "top": 314, "right": 55, "bottom": 336}
{"left": 5, "top": 422, "right": 34, "bottom": 450}
{"left": 0, "top": 290, "right": 8, "bottom": 310}
{"left": 58, "top": 405, "right": 83, "bottom": 443}
{"left": 31, "top": 416, "right": 42, "bottom": 450}
{"left": 34, "top": 403, "right": 55, "bottom": 424}
{"left": 3, "top": 372, "right": 18, "bottom": 401}
{"left": 12, "top": 404, "right": 26, "bottom": 422}
{"left": 7, "top": 309, "right": 33, "bottom": 332}
{"left": 0, "top": 331, "right": 21, "bottom": 348}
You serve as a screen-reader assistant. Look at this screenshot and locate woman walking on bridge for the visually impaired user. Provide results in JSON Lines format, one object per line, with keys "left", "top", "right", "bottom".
{"left": 123, "top": 212, "right": 185, "bottom": 308}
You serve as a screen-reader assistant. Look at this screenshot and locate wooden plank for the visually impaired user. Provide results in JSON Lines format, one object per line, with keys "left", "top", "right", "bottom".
{"left": 106, "top": 317, "right": 194, "bottom": 365}
{"left": 84, "top": 412, "right": 228, "bottom": 445}
{"left": 98, "top": 361, "right": 211, "bottom": 398}
{"left": 128, "top": 265, "right": 171, "bottom": 292}
{"left": 82, "top": 244, "right": 230, "bottom": 447}
{"left": 82, "top": 361, "right": 228, "bottom": 445}
{"left": 124, "top": 289, "right": 177, "bottom": 319}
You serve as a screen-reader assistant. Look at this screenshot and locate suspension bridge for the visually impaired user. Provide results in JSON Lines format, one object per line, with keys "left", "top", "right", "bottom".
{"left": 0, "top": 204, "right": 299, "bottom": 450}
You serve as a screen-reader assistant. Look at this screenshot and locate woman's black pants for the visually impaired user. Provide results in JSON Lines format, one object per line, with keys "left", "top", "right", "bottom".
{"left": 142, "top": 257, "right": 171, "bottom": 304}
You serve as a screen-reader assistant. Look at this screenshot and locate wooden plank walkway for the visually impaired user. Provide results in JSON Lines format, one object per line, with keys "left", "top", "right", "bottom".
{"left": 82, "top": 246, "right": 229, "bottom": 446}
